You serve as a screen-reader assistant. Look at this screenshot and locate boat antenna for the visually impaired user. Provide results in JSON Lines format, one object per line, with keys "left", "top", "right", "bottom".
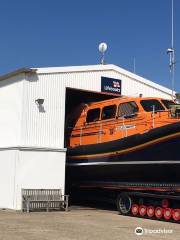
{"left": 99, "top": 42, "right": 108, "bottom": 65}
{"left": 167, "top": 0, "right": 175, "bottom": 100}
{"left": 133, "top": 57, "right": 136, "bottom": 74}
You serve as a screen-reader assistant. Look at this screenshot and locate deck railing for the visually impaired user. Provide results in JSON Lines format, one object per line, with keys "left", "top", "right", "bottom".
{"left": 68, "top": 109, "right": 177, "bottom": 145}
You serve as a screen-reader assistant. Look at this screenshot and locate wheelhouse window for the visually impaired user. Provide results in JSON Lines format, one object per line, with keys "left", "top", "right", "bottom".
{"left": 118, "top": 101, "right": 139, "bottom": 118}
{"left": 161, "top": 99, "right": 175, "bottom": 109}
{"left": 140, "top": 99, "right": 165, "bottom": 112}
{"left": 86, "top": 108, "right": 100, "bottom": 123}
{"left": 101, "top": 105, "right": 117, "bottom": 120}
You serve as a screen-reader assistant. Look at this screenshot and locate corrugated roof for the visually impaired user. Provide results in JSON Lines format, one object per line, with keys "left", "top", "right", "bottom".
{"left": 0, "top": 64, "right": 172, "bottom": 95}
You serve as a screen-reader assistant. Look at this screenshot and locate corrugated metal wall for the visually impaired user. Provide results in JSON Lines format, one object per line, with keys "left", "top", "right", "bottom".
{"left": 21, "top": 69, "right": 172, "bottom": 148}
{"left": 0, "top": 74, "right": 24, "bottom": 147}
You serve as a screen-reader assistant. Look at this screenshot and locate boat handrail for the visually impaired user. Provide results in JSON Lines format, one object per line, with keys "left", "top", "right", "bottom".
{"left": 67, "top": 109, "right": 174, "bottom": 133}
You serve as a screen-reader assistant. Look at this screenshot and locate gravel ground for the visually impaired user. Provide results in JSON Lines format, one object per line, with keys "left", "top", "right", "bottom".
{"left": 0, "top": 206, "right": 179, "bottom": 240}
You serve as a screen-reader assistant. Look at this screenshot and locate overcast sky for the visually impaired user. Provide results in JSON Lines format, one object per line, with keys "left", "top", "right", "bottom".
{"left": 0, "top": 0, "right": 179, "bottom": 91}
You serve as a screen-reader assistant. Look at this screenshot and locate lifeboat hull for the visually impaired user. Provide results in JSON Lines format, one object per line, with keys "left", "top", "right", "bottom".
{"left": 66, "top": 122, "right": 180, "bottom": 188}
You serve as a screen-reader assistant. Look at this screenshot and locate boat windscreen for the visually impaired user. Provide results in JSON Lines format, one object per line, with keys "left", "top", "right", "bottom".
{"left": 161, "top": 99, "right": 175, "bottom": 109}
{"left": 102, "top": 105, "right": 117, "bottom": 120}
{"left": 118, "top": 101, "right": 139, "bottom": 117}
{"left": 86, "top": 108, "right": 100, "bottom": 123}
{"left": 140, "top": 99, "right": 165, "bottom": 112}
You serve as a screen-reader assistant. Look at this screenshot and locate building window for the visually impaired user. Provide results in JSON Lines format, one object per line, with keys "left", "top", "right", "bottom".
{"left": 86, "top": 108, "right": 100, "bottom": 123}
{"left": 140, "top": 99, "right": 165, "bottom": 112}
{"left": 118, "top": 101, "right": 139, "bottom": 118}
{"left": 101, "top": 105, "right": 117, "bottom": 120}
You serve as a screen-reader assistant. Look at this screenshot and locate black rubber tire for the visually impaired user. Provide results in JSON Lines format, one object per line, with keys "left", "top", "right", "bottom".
{"left": 117, "top": 193, "right": 132, "bottom": 215}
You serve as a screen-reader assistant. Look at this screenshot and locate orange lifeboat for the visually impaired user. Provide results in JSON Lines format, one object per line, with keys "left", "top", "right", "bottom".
{"left": 66, "top": 96, "right": 180, "bottom": 188}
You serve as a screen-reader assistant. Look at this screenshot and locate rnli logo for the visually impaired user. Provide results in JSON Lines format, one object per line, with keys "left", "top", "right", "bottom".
{"left": 101, "top": 77, "right": 121, "bottom": 95}
{"left": 113, "top": 81, "right": 120, "bottom": 88}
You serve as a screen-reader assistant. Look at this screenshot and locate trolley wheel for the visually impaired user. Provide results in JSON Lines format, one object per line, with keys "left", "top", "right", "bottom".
{"left": 155, "top": 207, "right": 163, "bottom": 219}
{"left": 131, "top": 204, "right": 139, "bottom": 216}
{"left": 117, "top": 193, "right": 132, "bottom": 215}
{"left": 163, "top": 208, "right": 172, "bottom": 221}
{"left": 139, "top": 205, "right": 147, "bottom": 216}
{"left": 172, "top": 209, "right": 180, "bottom": 221}
{"left": 147, "top": 206, "right": 155, "bottom": 218}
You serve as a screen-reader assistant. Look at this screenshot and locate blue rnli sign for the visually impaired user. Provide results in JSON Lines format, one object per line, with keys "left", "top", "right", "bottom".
{"left": 101, "top": 77, "right": 121, "bottom": 95}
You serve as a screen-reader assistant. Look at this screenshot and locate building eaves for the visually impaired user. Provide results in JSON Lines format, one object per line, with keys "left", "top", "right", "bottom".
{"left": 0, "top": 68, "right": 37, "bottom": 81}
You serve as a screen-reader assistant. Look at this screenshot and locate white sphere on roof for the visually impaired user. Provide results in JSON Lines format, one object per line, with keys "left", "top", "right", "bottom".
{"left": 98, "top": 42, "right": 107, "bottom": 53}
